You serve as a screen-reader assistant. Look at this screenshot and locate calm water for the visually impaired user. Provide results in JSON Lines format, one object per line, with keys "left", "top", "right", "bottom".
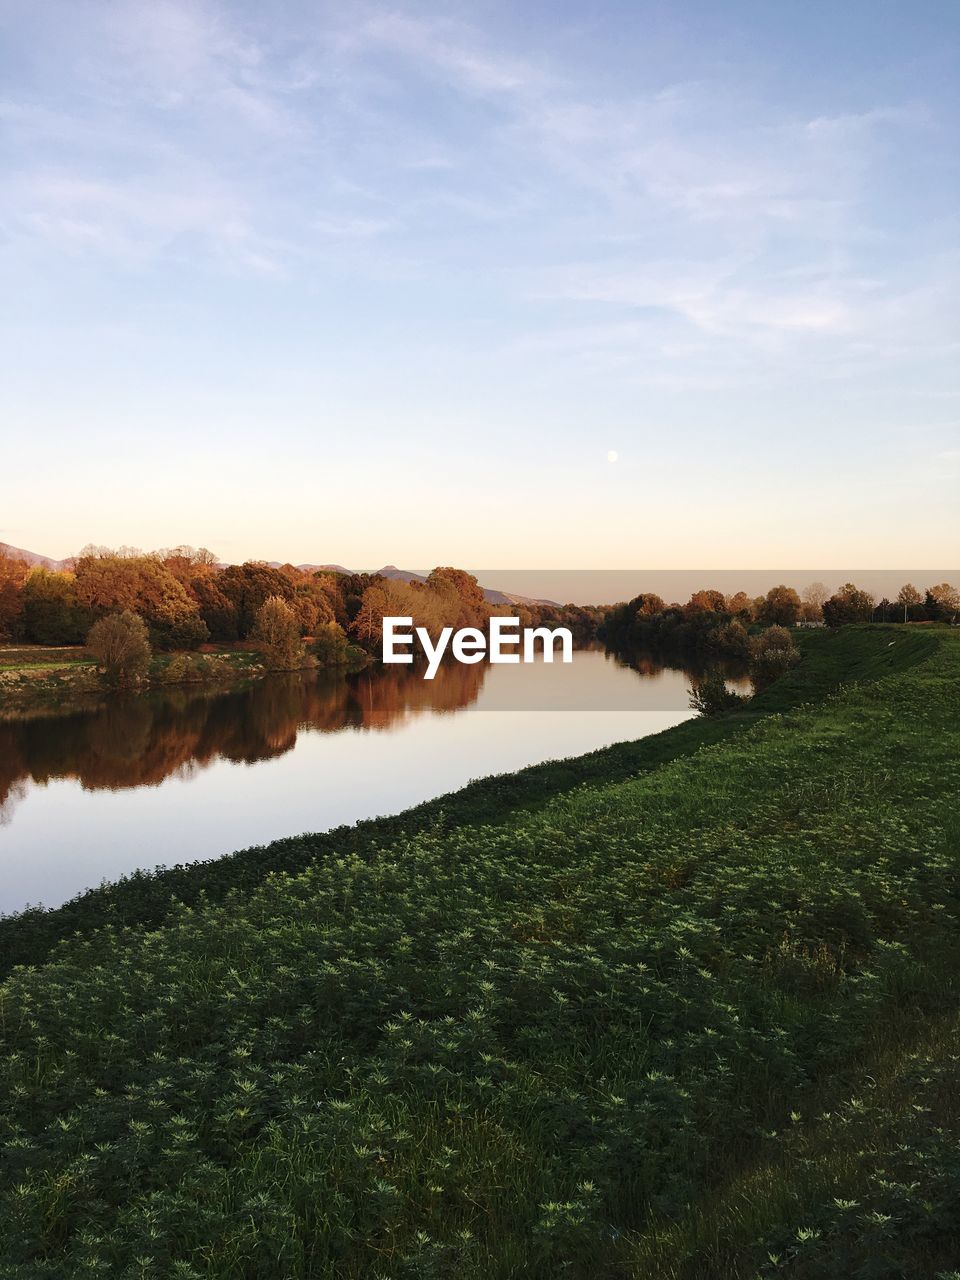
{"left": 0, "top": 647, "right": 742, "bottom": 915}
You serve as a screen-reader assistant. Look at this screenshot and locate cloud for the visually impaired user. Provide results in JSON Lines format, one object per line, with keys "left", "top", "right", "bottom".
{"left": 356, "top": 11, "right": 550, "bottom": 97}
{"left": 0, "top": 0, "right": 954, "bottom": 401}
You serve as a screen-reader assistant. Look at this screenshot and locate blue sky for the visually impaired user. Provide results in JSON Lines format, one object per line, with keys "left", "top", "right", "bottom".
{"left": 2, "top": 0, "right": 958, "bottom": 567}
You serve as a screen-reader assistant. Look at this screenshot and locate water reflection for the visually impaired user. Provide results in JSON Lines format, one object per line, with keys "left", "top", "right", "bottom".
{"left": 0, "top": 662, "right": 487, "bottom": 823}
{"left": 0, "top": 647, "right": 747, "bottom": 913}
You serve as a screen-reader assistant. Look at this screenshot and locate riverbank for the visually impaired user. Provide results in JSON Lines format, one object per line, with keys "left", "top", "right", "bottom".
{"left": 0, "top": 626, "right": 956, "bottom": 1277}
{"left": 0, "top": 642, "right": 367, "bottom": 717}
{"left": 0, "top": 625, "right": 935, "bottom": 965}
{"left": 0, "top": 643, "right": 268, "bottom": 712}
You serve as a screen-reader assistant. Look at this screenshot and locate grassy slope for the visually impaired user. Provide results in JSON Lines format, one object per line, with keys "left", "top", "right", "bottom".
{"left": 0, "top": 626, "right": 936, "bottom": 977}
{"left": 0, "top": 627, "right": 957, "bottom": 1278}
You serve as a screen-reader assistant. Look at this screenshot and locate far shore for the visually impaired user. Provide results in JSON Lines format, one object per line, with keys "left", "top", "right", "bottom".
{"left": 0, "top": 641, "right": 366, "bottom": 717}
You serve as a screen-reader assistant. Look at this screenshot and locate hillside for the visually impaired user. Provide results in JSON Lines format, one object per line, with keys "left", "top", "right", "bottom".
{"left": 0, "top": 542, "right": 67, "bottom": 570}
{"left": 1, "top": 627, "right": 958, "bottom": 1277}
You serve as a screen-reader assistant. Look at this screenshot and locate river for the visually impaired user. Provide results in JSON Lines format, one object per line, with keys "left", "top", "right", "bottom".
{"left": 0, "top": 646, "right": 747, "bottom": 914}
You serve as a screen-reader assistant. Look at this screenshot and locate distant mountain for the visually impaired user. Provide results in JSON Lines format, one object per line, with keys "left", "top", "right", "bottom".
{"left": 374, "top": 565, "right": 428, "bottom": 585}
{"left": 258, "top": 562, "right": 352, "bottom": 574}
{"left": 0, "top": 542, "right": 67, "bottom": 570}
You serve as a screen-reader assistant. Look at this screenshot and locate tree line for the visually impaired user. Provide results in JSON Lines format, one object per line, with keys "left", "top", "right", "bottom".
{"left": 1, "top": 548, "right": 956, "bottom": 662}
{"left": 599, "top": 579, "right": 959, "bottom": 660}
{"left": 0, "top": 549, "right": 589, "bottom": 685}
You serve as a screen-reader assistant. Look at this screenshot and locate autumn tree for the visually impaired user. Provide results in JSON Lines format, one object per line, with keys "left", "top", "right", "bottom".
{"left": 685, "top": 589, "right": 727, "bottom": 615}
{"left": 726, "top": 591, "right": 754, "bottom": 620}
{"left": 352, "top": 579, "right": 449, "bottom": 649}
{"left": 190, "top": 576, "right": 240, "bottom": 641}
{"left": 87, "top": 611, "right": 152, "bottom": 686}
{"left": 426, "top": 567, "right": 488, "bottom": 627}
{"left": 289, "top": 580, "right": 336, "bottom": 635}
{"left": 74, "top": 550, "right": 207, "bottom": 649}
{"left": 250, "top": 595, "right": 305, "bottom": 669}
{"left": 637, "top": 593, "right": 666, "bottom": 616}
{"left": 927, "top": 582, "right": 960, "bottom": 623}
{"left": 21, "top": 569, "right": 93, "bottom": 644}
{"left": 823, "top": 583, "right": 875, "bottom": 627}
{"left": 759, "top": 585, "right": 802, "bottom": 627}
{"left": 160, "top": 545, "right": 218, "bottom": 586}
{"left": 896, "top": 583, "right": 923, "bottom": 622}
{"left": 218, "top": 562, "right": 296, "bottom": 637}
{"left": 337, "top": 573, "right": 385, "bottom": 626}
{"left": 0, "top": 549, "right": 29, "bottom": 640}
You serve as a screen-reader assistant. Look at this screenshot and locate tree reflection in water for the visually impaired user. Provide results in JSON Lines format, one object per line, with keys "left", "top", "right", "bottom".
{"left": 0, "top": 662, "right": 488, "bottom": 824}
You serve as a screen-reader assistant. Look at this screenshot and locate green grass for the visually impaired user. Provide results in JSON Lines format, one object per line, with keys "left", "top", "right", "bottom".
{"left": 626, "top": 1007, "right": 960, "bottom": 1278}
{"left": 0, "top": 626, "right": 957, "bottom": 1278}
{"left": 0, "top": 645, "right": 95, "bottom": 671}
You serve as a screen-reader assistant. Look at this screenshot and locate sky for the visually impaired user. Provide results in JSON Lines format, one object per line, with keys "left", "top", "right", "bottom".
{"left": 1, "top": 0, "right": 958, "bottom": 569}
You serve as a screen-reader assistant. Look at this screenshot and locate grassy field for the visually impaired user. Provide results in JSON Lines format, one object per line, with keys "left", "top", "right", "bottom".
{"left": 0, "top": 626, "right": 957, "bottom": 1277}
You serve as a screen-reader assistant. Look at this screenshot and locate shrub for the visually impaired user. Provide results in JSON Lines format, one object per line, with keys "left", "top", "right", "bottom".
{"left": 160, "top": 652, "right": 191, "bottom": 684}
{"left": 689, "top": 670, "right": 748, "bottom": 717}
{"left": 250, "top": 595, "right": 305, "bottom": 670}
{"left": 706, "top": 619, "right": 752, "bottom": 661}
{"left": 86, "top": 611, "right": 152, "bottom": 686}
{"left": 311, "top": 620, "right": 352, "bottom": 667}
{"left": 750, "top": 625, "right": 800, "bottom": 690}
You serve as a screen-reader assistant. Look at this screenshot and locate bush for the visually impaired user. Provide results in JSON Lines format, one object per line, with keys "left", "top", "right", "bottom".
{"left": 159, "top": 653, "right": 192, "bottom": 684}
{"left": 86, "top": 611, "right": 152, "bottom": 686}
{"left": 689, "top": 670, "right": 748, "bottom": 717}
{"left": 311, "top": 621, "right": 352, "bottom": 667}
{"left": 706, "top": 619, "right": 752, "bottom": 661}
{"left": 750, "top": 625, "right": 800, "bottom": 690}
{"left": 250, "top": 595, "right": 306, "bottom": 670}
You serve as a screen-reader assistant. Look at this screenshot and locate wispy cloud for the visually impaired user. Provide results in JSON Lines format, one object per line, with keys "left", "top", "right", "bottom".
{"left": 0, "top": 0, "right": 955, "bottom": 392}
{"left": 355, "top": 11, "right": 550, "bottom": 97}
